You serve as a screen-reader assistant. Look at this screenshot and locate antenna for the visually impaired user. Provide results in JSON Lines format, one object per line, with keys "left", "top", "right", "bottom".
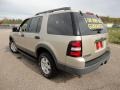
{"left": 96, "top": 14, "right": 99, "bottom": 18}
{"left": 80, "top": 11, "right": 83, "bottom": 16}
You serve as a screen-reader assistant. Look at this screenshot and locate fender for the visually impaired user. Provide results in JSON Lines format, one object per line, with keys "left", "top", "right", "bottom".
{"left": 35, "top": 44, "right": 58, "bottom": 64}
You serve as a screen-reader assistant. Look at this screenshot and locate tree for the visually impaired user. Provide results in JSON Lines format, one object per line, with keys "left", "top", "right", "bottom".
{"left": 0, "top": 20, "right": 3, "bottom": 24}
{"left": 100, "top": 16, "right": 120, "bottom": 24}
{"left": 1, "top": 18, "right": 23, "bottom": 24}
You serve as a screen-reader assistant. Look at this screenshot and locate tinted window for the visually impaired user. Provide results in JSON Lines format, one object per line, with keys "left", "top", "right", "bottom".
{"left": 47, "top": 13, "right": 73, "bottom": 35}
{"left": 75, "top": 13, "right": 107, "bottom": 35}
{"left": 29, "top": 16, "right": 43, "bottom": 33}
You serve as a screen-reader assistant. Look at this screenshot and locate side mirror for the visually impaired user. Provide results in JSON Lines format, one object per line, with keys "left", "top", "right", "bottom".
{"left": 12, "top": 27, "right": 19, "bottom": 32}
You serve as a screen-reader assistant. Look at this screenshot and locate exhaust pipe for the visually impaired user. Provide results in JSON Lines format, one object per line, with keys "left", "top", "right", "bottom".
{"left": 104, "top": 61, "right": 107, "bottom": 64}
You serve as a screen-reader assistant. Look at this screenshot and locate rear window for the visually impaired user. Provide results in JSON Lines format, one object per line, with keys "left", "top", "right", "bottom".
{"left": 75, "top": 13, "right": 107, "bottom": 35}
{"left": 47, "top": 13, "right": 74, "bottom": 35}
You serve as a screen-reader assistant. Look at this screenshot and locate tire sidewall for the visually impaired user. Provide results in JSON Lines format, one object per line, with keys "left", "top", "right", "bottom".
{"left": 38, "top": 53, "right": 56, "bottom": 78}
{"left": 9, "top": 41, "right": 18, "bottom": 53}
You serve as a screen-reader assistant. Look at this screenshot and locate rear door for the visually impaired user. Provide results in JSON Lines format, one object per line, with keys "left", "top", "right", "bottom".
{"left": 77, "top": 14, "right": 108, "bottom": 62}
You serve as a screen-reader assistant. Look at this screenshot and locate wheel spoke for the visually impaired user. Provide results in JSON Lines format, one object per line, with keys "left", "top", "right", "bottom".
{"left": 40, "top": 57, "right": 51, "bottom": 74}
{"left": 11, "top": 42, "right": 17, "bottom": 52}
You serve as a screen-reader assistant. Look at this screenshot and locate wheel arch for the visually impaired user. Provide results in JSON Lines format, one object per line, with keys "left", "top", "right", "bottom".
{"left": 35, "top": 44, "right": 58, "bottom": 65}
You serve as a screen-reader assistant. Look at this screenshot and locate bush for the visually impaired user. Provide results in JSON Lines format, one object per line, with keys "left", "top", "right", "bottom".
{"left": 108, "top": 28, "right": 120, "bottom": 44}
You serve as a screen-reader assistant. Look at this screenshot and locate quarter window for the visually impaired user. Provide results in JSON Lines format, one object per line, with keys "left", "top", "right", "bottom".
{"left": 47, "top": 13, "right": 74, "bottom": 35}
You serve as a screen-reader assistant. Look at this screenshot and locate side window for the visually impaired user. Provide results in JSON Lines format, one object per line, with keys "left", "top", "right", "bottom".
{"left": 47, "top": 13, "right": 74, "bottom": 35}
{"left": 20, "top": 19, "right": 31, "bottom": 32}
{"left": 29, "top": 16, "right": 43, "bottom": 33}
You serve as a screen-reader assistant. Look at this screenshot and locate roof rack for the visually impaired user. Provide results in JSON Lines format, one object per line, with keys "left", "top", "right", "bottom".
{"left": 35, "top": 7, "right": 71, "bottom": 15}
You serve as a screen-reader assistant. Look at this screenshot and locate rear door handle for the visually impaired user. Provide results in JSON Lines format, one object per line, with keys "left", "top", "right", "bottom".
{"left": 35, "top": 36, "right": 40, "bottom": 39}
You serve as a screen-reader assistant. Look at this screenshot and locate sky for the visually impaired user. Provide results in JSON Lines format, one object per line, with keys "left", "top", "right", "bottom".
{"left": 0, "top": 0, "right": 120, "bottom": 19}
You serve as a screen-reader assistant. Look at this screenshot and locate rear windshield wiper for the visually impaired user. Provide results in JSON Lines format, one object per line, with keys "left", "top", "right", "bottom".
{"left": 93, "top": 29, "right": 103, "bottom": 33}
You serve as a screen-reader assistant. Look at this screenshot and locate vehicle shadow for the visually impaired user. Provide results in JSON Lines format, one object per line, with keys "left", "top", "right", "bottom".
{"left": 5, "top": 46, "right": 77, "bottom": 83}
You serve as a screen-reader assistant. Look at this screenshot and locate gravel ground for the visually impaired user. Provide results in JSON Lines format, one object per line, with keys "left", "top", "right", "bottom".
{"left": 0, "top": 29, "right": 120, "bottom": 90}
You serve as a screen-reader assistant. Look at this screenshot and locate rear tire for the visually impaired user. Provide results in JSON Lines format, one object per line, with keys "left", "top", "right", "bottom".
{"left": 38, "top": 52, "right": 57, "bottom": 78}
{"left": 9, "top": 40, "right": 18, "bottom": 53}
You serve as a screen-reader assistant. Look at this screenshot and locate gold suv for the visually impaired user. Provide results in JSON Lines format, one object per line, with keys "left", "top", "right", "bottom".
{"left": 9, "top": 7, "right": 110, "bottom": 78}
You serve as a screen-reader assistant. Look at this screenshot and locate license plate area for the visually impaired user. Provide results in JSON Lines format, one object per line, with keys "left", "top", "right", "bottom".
{"left": 96, "top": 41, "right": 103, "bottom": 50}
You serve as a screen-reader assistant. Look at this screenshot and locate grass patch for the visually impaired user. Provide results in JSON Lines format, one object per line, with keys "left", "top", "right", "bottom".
{"left": 108, "top": 28, "right": 120, "bottom": 31}
{"left": 108, "top": 28, "right": 120, "bottom": 44}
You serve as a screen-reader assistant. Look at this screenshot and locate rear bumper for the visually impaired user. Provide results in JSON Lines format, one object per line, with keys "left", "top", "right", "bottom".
{"left": 59, "top": 50, "right": 110, "bottom": 75}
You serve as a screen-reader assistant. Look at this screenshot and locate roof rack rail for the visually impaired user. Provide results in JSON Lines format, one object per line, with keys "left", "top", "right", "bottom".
{"left": 35, "top": 7, "right": 71, "bottom": 15}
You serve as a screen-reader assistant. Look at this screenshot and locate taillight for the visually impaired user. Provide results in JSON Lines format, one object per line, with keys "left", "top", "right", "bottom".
{"left": 67, "top": 41, "right": 82, "bottom": 57}
{"left": 96, "top": 41, "right": 103, "bottom": 50}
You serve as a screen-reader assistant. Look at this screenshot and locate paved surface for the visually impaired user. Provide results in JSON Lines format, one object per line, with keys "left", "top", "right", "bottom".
{"left": 0, "top": 29, "right": 120, "bottom": 90}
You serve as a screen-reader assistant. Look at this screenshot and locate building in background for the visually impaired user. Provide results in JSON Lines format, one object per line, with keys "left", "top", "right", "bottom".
{"left": 106, "top": 23, "right": 114, "bottom": 28}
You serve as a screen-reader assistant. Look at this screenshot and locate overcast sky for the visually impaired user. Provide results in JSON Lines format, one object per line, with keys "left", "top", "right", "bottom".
{"left": 0, "top": 0, "right": 119, "bottom": 19}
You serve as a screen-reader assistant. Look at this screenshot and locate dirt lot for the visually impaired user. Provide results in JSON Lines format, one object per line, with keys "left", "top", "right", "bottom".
{"left": 0, "top": 29, "right": 120, "bottom": 90}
